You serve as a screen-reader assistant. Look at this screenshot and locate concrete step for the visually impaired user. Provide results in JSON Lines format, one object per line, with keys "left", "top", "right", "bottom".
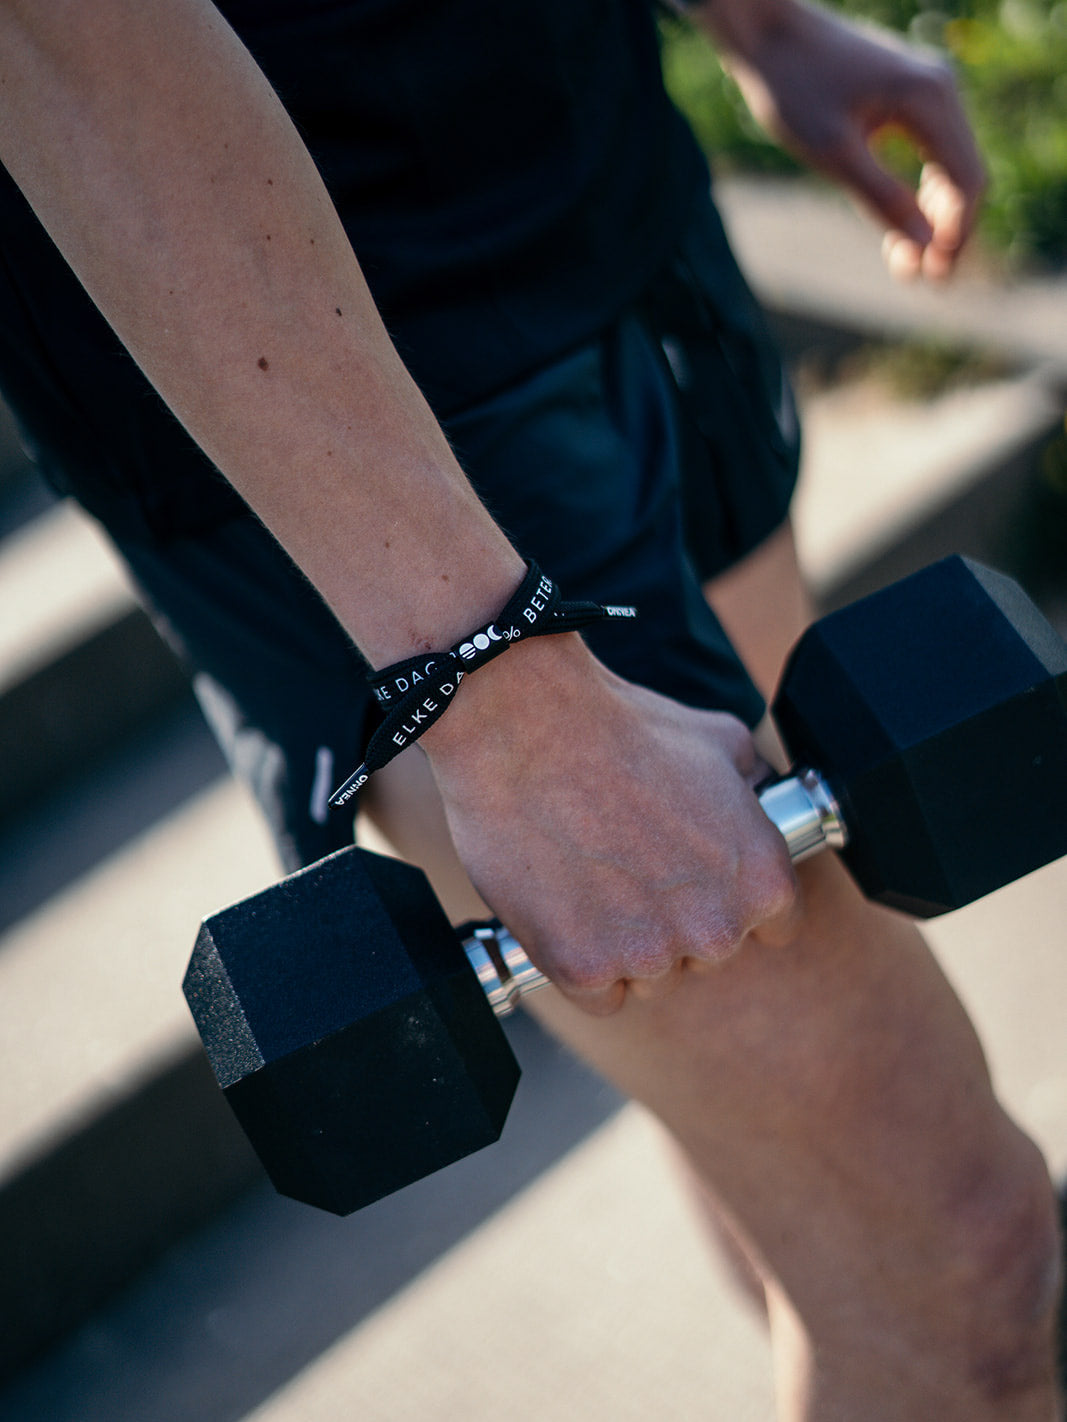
{"left": 0, "top": 764, "right": 278, "bottom": 1377}
{"left": 0, "top": 1100, "right": 774, "bottom": 1422}
{"left": 793, "top": 365, "right": 1067, "bottom": 617}
{"left": 717, "top": 175, "right": 1067, "bottom": 376}
{"left": 6, "top": 845, "right": 1066, "bottom": 1422}
{"left": 0, "top": 497, "right": 193, "bottom": 833}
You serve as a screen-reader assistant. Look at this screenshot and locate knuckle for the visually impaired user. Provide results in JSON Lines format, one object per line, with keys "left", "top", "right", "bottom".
{"left": 741, "top": 840, "right": 798, "bottom": 932}
{"left": 693, "top": 905, "right": 749, "bottom": 964}
{"left": 705, "top": 710, "right": 756, "bottom": 769}
{"left": 763, "top": 849, "right": 799, "bottom": 917}
{"left": 570, "top": 982, "right": 627, "bottom": 1017}
{"left": 725, "top": 719, "right": 759, "bottom": 776}
{"left": 624, "top": 934, "right": 679, "bottom": 980}
{"left": 549, "top": 957, "right": 607, "bottom": 996}
{"left": 911, "top": 53, "right": 958, "bottom": 107}
{"left": 627, "top": 963, "right": 682, "bottom": 1002}
{"left": 545, "top": 942, "right": 625, "bottom": 999}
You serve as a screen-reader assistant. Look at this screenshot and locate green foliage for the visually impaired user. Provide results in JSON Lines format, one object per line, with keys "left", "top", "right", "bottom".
{"left": 660, "top": 0, "right": 1067, "bottom": 268}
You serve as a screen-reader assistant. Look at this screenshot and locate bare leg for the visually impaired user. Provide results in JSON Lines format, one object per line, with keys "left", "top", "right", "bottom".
{"left": 528, "top": 852, "right": 1060, "bottom": 1420}
{"left": 680, "top": 521, "right": 815, "bottom": 1314}
{"left": 701, "top": 521, "right": 815, "bottom": 703}
{"left": 362, "top": 521, "right": 1063, "bottom": 1420}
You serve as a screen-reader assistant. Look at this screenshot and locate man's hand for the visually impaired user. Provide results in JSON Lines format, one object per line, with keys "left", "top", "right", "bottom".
{"left": 422, "top": 635, "right": 800, "bottom": 1016}
{"left": 692, "top": 0, "right": 986, "bottom": 281}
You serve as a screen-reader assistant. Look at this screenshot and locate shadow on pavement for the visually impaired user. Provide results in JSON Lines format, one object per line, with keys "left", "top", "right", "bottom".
{"left": 0, "top": 702, "right": 225, "bottom": 937}
{"left": 0, "top": 1010, "right": 625, "bottom": 1422}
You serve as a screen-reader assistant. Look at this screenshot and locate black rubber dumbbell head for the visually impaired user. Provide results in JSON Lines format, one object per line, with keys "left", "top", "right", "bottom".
{"left": 772, "top": 556, "right": 1067, "bottom": 916}
{"left": 184, "top": 847, "right": 521, "bottom": 1215}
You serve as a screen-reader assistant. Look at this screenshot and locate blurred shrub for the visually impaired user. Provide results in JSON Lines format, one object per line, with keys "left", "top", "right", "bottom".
{"left": 660, "top": 0, "right": 1067, "bottom": 268}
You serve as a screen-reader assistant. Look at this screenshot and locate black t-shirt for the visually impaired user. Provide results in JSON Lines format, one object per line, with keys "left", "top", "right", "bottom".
{"left": 0, "top": 0, "right": 708, "bottom": 537}
{"left": 218, "top": 0, "right": 706, "bottom": 411}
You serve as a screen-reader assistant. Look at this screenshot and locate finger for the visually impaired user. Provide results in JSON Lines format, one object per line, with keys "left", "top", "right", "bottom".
{"left": 882, "top": 228, "right": 924, "bottom": 282}
{"left": 626, "top": 961, "right": 686, "bottom": 1002}
{"left": 917, "top": 162, "right": 980, "bottom": 278}
{"left": 748, "top": 870, "right": 803, "bottom": 948}
{"left": 715, "top": 712, "right": 771, "bottom": 788}
{"left": 919, "top": 163, "right": 967, "bottom": 246}
{"left": 874, "top": 63, "right": 986, "bottom": 265}
{"left": 882, "top": 170, "right": 974, "bottom": 283}
{"left": 892, "top": 77, "right": 986, "bottom": 240}
{"left": 921, "top": 239, "right": 959, "bottom": 283}
{"left": 558, "top": 977, "right": 629, "bottom": 1017}
{"left": 830, "top": 129, "right": 934, "bottom": 247}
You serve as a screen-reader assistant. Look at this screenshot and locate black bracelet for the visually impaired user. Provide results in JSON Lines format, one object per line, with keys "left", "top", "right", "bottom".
{"left": 329, "top": 561, "right": 636, "bottom": 807}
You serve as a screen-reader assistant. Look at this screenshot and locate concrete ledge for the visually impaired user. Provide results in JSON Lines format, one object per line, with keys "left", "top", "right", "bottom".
{"left": 0, "top": 500, "right": 134, "bottom": 686}
{"left": 0, "top": 608, "right": 194, "bottom": 830}
{"left": 794, "top": 367, "right": 1067, "bottom": 612}
{"left": 0, "top": 1046, "right": 261, "bottom": 1379}
{"left": 0, "top": 501, "right": 192, "bottom": 828}
{"left": 717, "top": 175, "right": 1067, "bottom": 378}
{"left": 0, "top": 772, "right": 280, "bottom": 1383}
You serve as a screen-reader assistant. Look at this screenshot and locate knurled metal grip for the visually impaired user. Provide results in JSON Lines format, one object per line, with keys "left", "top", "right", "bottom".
{"left": 462, "top": 769, "right": 846, "bottom": 1016}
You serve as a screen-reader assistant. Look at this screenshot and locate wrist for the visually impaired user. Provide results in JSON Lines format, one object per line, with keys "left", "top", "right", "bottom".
{"left": 330, "top": 561, "right": 635, "bottom": 807}
{"left": 418, "top": 630, "right": 600, "bottom": 770}
{"left": 356, "top": 527, "right": 528, "bottom": 672}
{"left": 684, "top": 0, "right": 805, "bottom": 63}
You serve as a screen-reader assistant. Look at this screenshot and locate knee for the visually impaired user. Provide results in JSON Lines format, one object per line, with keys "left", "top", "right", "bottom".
{"left": 949, "top": 1134, "right": 1062, "bottom": 1403}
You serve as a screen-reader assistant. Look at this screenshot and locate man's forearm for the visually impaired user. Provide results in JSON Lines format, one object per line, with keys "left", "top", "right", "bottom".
{"left": 0, "top": 0, "right": 525, "bottom": 667}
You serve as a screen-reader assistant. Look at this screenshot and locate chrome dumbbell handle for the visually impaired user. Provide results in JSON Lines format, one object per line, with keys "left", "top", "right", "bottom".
{"left": 757, "top": 768, "right": 847, "bottom": 863}
{"left": 463, "top": 922, "right": 544, "bottom": 1017}
{"left": 462, "top": 769, "right": 847, "bottom": 1018}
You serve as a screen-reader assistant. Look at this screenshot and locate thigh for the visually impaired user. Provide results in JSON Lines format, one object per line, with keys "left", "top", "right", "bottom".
{"left": 703, "top": 519, "right": 814, "bottom": 703}
{"left": 521, "top": 850, "right": 1054, "bottom": 1382}
{"left": 360, "top": 335, "right": 1059, "bottom": 1403}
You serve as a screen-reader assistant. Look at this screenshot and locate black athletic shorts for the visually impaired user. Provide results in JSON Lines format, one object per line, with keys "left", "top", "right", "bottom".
{"left": 7, "top": 192, "right": 800, "bottom": 870}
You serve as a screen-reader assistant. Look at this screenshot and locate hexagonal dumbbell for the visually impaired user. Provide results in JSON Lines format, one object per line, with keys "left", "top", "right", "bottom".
{"left": 184, "top": 556, "right": 1067, "bottom": 1215}
{"left": 769, "top": 555, "right": 1067, "bottom": 914}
